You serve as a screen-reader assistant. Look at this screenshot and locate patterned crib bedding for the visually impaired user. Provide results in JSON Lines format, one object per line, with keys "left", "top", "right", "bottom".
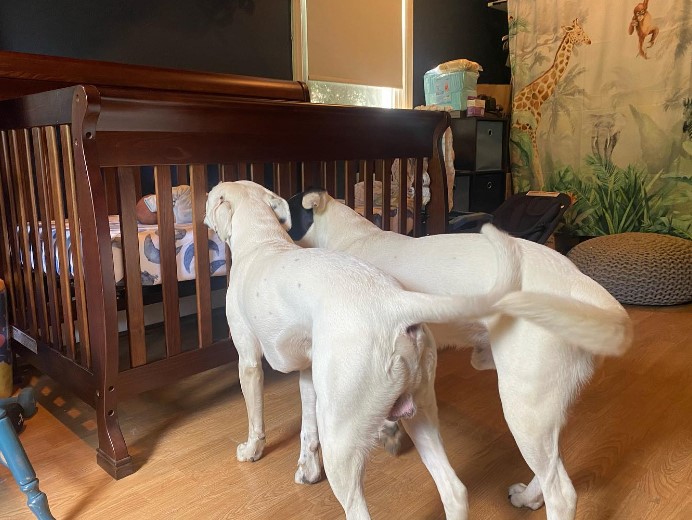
{"left": 45, "top": 216, "right": 228, "bottom": 286}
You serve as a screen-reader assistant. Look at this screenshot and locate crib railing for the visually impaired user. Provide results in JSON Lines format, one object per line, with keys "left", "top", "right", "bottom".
{"left": 0, "top": 84, "right": 450, "bottom": 478}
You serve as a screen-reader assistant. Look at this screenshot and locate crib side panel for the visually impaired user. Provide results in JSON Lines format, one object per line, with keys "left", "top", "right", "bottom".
{"left": 1, "top": 86, "right": 450, "bottom": 401}
{"left": 0, "top": 94, "right": 97, "bottom": 403}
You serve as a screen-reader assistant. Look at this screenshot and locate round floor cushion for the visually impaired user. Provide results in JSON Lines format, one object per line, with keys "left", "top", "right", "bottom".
{"left": 567, "top": 232, "right": 692, "bottom": 306}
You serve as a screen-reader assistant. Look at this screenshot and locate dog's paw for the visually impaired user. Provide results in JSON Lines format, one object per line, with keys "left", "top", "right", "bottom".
{"left": 508, "top": 483, "right": 544, "bottom": 510}
{"left": 294, "top": 457, "right": 322, "bottom": 485}
{"left": 237, "top": 438, "right": 266, "bottom": 462}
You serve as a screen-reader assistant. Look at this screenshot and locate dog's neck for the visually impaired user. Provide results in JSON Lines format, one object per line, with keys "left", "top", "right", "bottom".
{"left": 228, "top": 202, "right": 294, "bottom": 259}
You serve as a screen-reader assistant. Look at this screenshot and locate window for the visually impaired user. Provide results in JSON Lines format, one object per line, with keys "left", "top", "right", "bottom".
{"left": 291, "top": 0, "right": 413, "bottom": 109}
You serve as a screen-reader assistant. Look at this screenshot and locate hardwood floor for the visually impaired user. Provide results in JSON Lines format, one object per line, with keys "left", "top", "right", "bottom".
{"left": 1, "top": 303, "right": 690, "bottom": 519}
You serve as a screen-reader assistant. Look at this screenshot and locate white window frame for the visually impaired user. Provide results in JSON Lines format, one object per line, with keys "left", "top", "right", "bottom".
{"left": 291, "top": 0, "right": 413, "bottom": 109}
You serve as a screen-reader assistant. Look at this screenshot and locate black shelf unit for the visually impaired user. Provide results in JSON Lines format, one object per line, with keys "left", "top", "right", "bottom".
{"left": 450, "top": 114, "right": 509, "bottom": 214}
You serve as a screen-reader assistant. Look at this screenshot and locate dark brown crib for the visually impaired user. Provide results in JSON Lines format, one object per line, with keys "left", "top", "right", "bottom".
{"left": 0, "top": 52, "right": 451, "bottom": 479}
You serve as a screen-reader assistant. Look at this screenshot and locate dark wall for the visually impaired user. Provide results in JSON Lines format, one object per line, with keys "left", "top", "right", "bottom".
{"left": 413, "top": 0, "right": 510, "bottom": 107}
{"left": 0, "top": 1, "right": 508, "bottom": 105}
{"left": 0, "top": 0, "right": 293, "bottom": 80}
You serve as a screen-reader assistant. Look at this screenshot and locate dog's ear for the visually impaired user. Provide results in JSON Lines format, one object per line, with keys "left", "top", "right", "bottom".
{"left": 302, "top": 190, "right": 328, "bottom": 214}
{"left": 214, "top": 204, "right": 233, "bottom": 242}
{"left": 205, "top": 183, "right": 237, "bottom": 242}
{"left": 266, "top": 194, "right": 292, "bottom": 231}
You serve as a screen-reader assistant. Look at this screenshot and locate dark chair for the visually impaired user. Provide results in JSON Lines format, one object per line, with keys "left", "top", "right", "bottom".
{"left": 447, "top": 191, "right": 572, "bottom": 244}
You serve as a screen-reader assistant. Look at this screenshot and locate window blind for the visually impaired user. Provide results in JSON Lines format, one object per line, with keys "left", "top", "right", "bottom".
{"left": 305, "top": 0, "right": 403, "bottom": 89}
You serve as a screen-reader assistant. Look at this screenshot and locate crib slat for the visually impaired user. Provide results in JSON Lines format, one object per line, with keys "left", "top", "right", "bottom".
{"left": 219, "top": 163, "right": 232, "bottom": 286}
{"left": 117, "top": 166, "right": 147, "bottom": 367}
{"left": 0, "top": 133, "right": 18, "bottom": 320}
{"left": 190, "top": 164, "right": 212, "bottom": 348}
{"left": 398, "top": 158, "right": 408, "bottom": 235}
{"left": 379, "top": 160, "right": 391, "bottom": 231}
{"left": 154, "top": 165, "right": 182, "bottom": 357}
{"left": 413, "top": 158, "right": 424, "bottom": 237}
{"left": 133, "top": 167, "right": 143, "bottom": 202}
{"left": 45, "top": 126, "right": 77, "bottom": 358}
{"left": 273, "top": 163, "right": 283, "bottom": 197}
{"left": 29, "top": 128, "right": 53, "bottom": 346}
{"left": 275, "top": 162, "right": 296, "bottom": 199}
{"left": 219, "top": 165, "right": 234, "bottom": 295}
{"left": 252, "top": 162, "right": 268, "bottom": 184}
{"left": 32, "top": 128, "right": 62, "bottom": 350}
{"left": 19, "top": 129, "right": 48, "bottom": 338}
{"left": 325, "top": 161, "right": 337, "bottom": 196}
{"left": 362, "top": 160, "right": 373, "bottom": 221}
{"left": 9, "top": 130, "right": 39, "bottom": 338}
{"left": 19, "top": 129, "right": 50, "bottom": 342}
{"left": 3, "top": 131, "right": 30, "bottom": 330}
{"left": 61, "top": 125, "right": 91, "bottom": 366}
{"left": 220, "top": 163, "right": 237, "bottom": 182}
{"left": 237, "top": 162, "right": 248, "bottom": 181}
{"left": 344, "top": 161, "right": 356, "bottom": 208}
{"left": 304, "top": 161, "right": 320, "bottom": 190}
{"left": 102, "top": 167, "right": 120, "bottom": 215}
{"left": 177, "top": 164, "right": 189, "bottom": 186}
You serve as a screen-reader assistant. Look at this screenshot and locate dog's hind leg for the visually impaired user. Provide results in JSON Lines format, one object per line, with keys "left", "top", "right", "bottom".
{"left": 235, "top": 333, "right": 267, "bottom": 462}
{"left": 401, "top": 412, "right": 469, "bottom": 520}
{"left": 401, "top": 348, "right": 469, "bottom": 520}
{"left": 503, "top": 428, "right": 576, "bottom": 520}
{"left": 295, "top": 368, "right": 323, "bottom": 484}
{"left": 493, "top": 328, "right": 584, "bottom": 520}
{"left": 319, "top": 417, "right": 371, "bottom": 520}
{"left": 314, "top": 359, "right": 379, "bottom": 519}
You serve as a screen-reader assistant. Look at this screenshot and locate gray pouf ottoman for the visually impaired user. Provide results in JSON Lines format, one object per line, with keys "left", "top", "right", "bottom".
{"left": 567, "top": 232, "right": 692, "bottom": 306}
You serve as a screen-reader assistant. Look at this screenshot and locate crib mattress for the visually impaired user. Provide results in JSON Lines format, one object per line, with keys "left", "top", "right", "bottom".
{"left": 45, "top": 216, "right": 228, "bottom": 286}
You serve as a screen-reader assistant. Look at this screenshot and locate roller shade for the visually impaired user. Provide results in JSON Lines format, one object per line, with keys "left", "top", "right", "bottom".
{"left": 306, "top": 0, "right": 403, "bottom": 89}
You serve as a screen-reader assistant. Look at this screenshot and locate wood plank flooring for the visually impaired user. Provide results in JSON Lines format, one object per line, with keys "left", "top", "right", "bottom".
{"left": 0, "top": 303, "right": 690, "bottom": 519}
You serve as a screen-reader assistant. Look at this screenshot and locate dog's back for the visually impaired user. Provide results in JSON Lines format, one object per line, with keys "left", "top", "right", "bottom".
{"left": 289, "top": 190, "right": 632, "bottom": 357}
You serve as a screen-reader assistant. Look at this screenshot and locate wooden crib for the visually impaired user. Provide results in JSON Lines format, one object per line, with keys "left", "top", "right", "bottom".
{"left": 0, "top": 52, "right": 451, "bottom": 479}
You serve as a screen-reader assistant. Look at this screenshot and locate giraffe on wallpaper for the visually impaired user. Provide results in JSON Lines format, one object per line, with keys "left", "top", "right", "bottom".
{"left": 512, "top": 18, "right": 591, "bottom": 187}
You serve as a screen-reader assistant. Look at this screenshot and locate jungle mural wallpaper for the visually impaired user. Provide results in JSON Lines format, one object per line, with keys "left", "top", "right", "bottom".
{"left": 507, "top": 0, "right": 692, "bottom": 238}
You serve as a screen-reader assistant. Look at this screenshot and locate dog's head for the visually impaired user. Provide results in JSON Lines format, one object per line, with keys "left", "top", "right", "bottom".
{"left": 286, "top": 188, "right": 331, "bottom": 244}
{"left": 204, "top": 180, "right": 292, "bottom": 242}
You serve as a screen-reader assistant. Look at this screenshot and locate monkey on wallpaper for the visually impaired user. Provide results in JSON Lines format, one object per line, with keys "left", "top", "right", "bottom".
{"left": 628, "top": 0, "right": 659, "bottom": 58}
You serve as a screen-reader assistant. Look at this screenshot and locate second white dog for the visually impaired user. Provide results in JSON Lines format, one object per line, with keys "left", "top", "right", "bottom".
{"left": 286, "top": 189, "right": 633, "bottom": 520}
{"left": 204, "top": 180, "right": 521, "bottom": 520}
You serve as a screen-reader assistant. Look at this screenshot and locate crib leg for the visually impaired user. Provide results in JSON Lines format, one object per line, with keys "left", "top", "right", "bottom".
{"left": 95, "top": 389, "right": 134, "bottom": 479}
{"left": 0, "top": 408, "right": 55, "bottom": 520}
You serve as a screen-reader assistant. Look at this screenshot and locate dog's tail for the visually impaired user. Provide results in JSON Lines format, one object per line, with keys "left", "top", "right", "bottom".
{"left": 491, "top": 292, "right": 633, "bottom": 356}
{"left": 479, "top": 224, "right": 632, "bottom": 356}
{"left": 400, "top": 224, "right": 633, "bottom": 357}
{"left": 397, "top": 223, "right": 521, "bottom": 325}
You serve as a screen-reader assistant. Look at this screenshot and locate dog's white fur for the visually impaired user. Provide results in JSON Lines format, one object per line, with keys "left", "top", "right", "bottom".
{"left": 204, "top": 181, "right": 525, "bottom": 520}
{"left": 288, "top": 190, "right": 633, "bottom": 520}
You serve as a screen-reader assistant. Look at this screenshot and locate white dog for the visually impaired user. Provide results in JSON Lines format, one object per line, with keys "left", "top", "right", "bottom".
{"left": 286, "top": 189, "right": 633, "bottom": 520}
{"left": 204, "top": 180, "right": 525, "bottom": 520}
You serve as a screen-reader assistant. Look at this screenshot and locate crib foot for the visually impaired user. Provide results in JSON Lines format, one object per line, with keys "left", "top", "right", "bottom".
{"left": 97, "top": 448, "right": 134, "bottom": 479}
